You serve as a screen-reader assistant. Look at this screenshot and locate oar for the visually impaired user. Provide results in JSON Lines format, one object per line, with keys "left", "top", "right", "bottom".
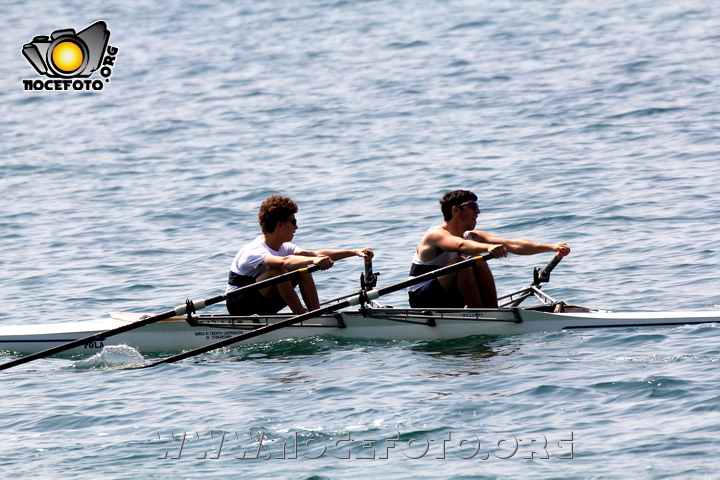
{"left": 140, "top": 253, "right": 496, "bottom": 369}
{"left": 0, "top": 265, "right": 321, "bottom": 372}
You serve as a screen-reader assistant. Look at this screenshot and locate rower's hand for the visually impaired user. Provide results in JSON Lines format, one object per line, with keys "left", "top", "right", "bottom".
{"left": 554, "top": 243, "right": 571, "bottom": 256}
{"left": 489, "top": 244, "right": 507, "bottom": 258}
{"left": 357, "top": 248, "right": 374, "bottom": 260}
{"left": 314, "top": 256, "right": 334, "bottom": 270}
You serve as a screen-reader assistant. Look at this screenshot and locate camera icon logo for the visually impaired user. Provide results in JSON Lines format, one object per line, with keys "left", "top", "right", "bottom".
{"left": 22, "top": 21, "right": 110, "bottom": 78}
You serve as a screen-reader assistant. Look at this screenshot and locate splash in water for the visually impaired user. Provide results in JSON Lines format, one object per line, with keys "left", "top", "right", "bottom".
{"left": 73, "top": 344, "right": 145, "bottom": 370}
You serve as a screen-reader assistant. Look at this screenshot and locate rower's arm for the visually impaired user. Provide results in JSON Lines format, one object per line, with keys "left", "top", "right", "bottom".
{"left": 468, "top": 231, "right": 570, "bottom": 256}
{"left": 428, "top": 228, "right": 502, "bottom": 258}
{"left": 297, "top": 248, "right": 373, "bottom": 261}
{"left": 261, "top": 254, "right": 330, "bottom": 270}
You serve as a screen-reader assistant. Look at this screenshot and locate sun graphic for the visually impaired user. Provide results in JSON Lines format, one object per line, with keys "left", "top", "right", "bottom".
{"left": 52, "top": 41, "right": 84, "bottom": 73}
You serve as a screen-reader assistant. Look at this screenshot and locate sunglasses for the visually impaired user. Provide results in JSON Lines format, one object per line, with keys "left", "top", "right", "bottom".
{"left": 285, "top": 218, "right": 297, "bottom": 226}
{"left": 457, "top": 201, "right": 480, "bottom": 212}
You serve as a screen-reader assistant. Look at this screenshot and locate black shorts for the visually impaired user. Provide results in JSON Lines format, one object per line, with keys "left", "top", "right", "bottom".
{"left": 408, "top": 278, "right": 465, "bottom": 309}
{"left": 226, "top": 289, "right": 287, "bottom": 315}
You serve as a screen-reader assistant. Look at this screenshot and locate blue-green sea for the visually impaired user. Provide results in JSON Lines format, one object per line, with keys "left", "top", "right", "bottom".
{"left": 2, "top": 0, "right": 720, "bottom": 478}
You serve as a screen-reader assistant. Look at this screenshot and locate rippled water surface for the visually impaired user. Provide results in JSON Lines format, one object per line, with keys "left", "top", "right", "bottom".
{"left": 2, "top": 0, "right": 720, "bottom": 478}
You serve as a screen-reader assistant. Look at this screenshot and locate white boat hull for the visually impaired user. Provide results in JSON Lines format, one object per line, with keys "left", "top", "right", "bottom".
{"left": 1, "top": 307, "right": 719, "bottom": 356}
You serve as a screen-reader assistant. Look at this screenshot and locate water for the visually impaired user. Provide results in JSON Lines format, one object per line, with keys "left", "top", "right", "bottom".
{"left": 2, "top": 0, "right": 720, "bottom": 477}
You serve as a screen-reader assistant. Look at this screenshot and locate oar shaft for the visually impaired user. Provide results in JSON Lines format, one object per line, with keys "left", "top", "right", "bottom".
{"left": 377, "top": 253, "right": 494, "bottom": 296}
{"left": 143, "top": 299, "right": 351, "bottom": 368}
{"left": 0, "top": 264, "right": 321, "bottom": 372}
{"left": 141, "top": 253, "right": 495, "bottom": 368}
{"left": 0, "top": 309, "right": 179, "bottom": 372}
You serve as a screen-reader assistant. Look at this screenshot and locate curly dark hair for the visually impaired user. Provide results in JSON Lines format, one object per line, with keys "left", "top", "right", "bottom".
{"left": 258, "top": 195, "right": 298, "bottom": 233}
{"left": 439, "top": 190, "right": 477, "bottom": 221}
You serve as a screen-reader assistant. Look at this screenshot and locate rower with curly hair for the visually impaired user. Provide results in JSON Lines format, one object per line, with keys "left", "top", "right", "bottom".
{"left": 227, "top": 195, "right": 374, "bottom": 315}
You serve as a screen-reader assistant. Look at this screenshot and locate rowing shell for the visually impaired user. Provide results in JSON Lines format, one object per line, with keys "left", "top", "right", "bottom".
{"left": 1, "top": 306, "right": 719, "bottom": 356}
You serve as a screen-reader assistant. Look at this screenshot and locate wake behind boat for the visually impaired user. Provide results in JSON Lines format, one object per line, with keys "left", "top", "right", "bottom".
{"left": 1, "top": 253, "right": 718, "bottom": 357}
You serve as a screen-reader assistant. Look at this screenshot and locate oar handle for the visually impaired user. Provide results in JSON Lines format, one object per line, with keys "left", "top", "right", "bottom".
{"left": 361, "top": 257, "right": 378, "bottom": 290}
{"left": 535, "top": 249, "right": 568, "bottom": 284}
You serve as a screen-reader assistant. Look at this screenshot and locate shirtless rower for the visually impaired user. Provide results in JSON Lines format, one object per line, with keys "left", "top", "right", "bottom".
{"left": 408, "top": 190, "right": 570, "bottom": 308}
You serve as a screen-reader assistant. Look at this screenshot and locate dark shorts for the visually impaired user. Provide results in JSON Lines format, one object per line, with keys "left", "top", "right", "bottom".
{"left": 226, "top": 289, "right": 287, "bottom": 315}
{"left": 408, "top": 278, "right": 465, "bottom": 309}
